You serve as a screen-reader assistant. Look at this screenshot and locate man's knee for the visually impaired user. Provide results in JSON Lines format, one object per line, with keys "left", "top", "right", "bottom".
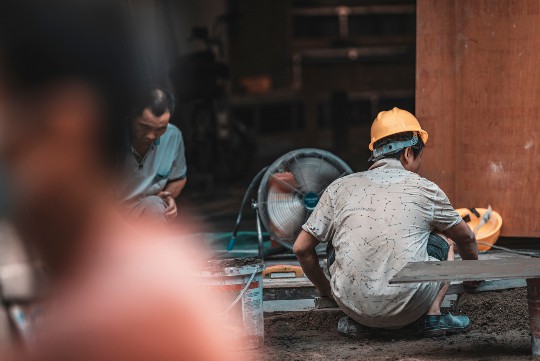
{"left": 135, "top": 196, "right": 166, "bottom": 217}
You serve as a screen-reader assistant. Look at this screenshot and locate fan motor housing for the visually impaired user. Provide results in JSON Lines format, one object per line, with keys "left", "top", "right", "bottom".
{"left": 303, "top": 192, "right": 319, "bottom": 211}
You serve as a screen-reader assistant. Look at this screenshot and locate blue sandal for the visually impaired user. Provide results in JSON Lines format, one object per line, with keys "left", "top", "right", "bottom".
{"left": 424, "top": 313, "right": 471, "bottom": 337}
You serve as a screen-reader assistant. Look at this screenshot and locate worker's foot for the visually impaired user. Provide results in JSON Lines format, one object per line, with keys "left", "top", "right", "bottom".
{"left": 423, "top": 313, "right": 470, "bottom": 337}
{"left": 337, "top": 316, "right": 372, "bottom": 338}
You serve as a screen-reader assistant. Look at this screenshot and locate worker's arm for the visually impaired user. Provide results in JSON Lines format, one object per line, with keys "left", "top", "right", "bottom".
{"left": 164, "top": 177, "right": 187, "bottom": 199}
{"left": 157, "top": 178, "right": 187, "bottom": 219}
{"left": 158, "top": 130, "right": 187, "bottom": 219}
{"left": 293, "top": 230, "right": 332, "bottom": 298}
{"left": 443, "top": 220, "right": 480, "bottom": 288}
{"left": 443, "top": 220, "right": 478, "bottom": 261}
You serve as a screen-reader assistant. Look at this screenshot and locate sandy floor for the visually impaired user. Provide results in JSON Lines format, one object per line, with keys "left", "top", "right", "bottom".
{"left": 258, "top": 288, "right": 532, "bottom": 360}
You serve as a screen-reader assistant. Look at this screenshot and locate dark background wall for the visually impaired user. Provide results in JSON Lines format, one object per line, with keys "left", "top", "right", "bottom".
{"left": 149, "top": 0, "right": 416, "bottom": 175}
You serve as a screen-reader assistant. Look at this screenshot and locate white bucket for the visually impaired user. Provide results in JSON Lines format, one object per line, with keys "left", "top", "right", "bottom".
{"left": 201, "top": 259, "right": 265, "bottom": 349}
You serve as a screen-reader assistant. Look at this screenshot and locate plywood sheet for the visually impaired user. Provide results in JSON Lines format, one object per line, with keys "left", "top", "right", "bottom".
{"left": 390, "top": 258, "right": 540, "bottom": 283}
{"left": 416, "top": 0, "right": 540, "bottom": 237}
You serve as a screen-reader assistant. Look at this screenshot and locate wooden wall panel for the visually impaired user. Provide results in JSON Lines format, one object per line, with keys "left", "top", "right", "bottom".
{"left": 416, "top": 0, "right": 457, "bottom": 200}
{"left": 417, "top": 0, "right": 540, "bottom": 237}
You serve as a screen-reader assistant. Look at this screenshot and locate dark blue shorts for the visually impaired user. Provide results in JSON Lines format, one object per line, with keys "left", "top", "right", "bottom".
{"left": 426, "top": 233, "right": 450, "bottom": 261}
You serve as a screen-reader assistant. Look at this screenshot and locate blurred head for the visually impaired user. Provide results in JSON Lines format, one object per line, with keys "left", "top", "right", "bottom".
{"left": 372, "top": 131, "right": 425, "bottom": 173}
{"left": 0, "top": 0, "right": 144, "bottom": 268}
{"left": 131, "top": 88, "right": 175, "bottom": 152}
{"left": 0, "top": 0, "right": 144, "bottom": 199}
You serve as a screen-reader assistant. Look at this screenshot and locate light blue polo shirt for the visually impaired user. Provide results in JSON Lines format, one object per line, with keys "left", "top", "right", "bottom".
{"left": 123, "top": 124, "right": 187, "bottom": 201}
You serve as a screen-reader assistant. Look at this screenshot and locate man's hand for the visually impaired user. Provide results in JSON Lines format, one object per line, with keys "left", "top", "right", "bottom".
{"left": 158, "top": 191, "right": 177, "bottom": 219}
{"left": 443, "top": 221, "right": 478, "bottom": 261}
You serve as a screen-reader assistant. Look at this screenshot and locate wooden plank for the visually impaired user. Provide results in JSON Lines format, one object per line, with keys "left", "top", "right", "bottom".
{"left": 290, "top": 5, "right": 415, "bottom": 17}
{"left": 389, "top": 258, "right": 540, "bottom": 284}
{"left": 447, "top": 278, "right": 526, "bottom": 294}
{"left": 263, "top": 299, "right": 315, "bottom": 313}
{"left": 263, "top": 277, "right": 314, "bottom": 289}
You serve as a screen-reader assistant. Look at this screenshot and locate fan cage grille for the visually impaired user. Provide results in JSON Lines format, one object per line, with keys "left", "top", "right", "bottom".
{"left": 257, "top": 148, "right": 353, "bottom": 248}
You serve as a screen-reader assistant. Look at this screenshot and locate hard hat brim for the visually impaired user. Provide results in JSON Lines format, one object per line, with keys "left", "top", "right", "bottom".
{"left": 369, "top": 130, "right": 429, "bottom": 151}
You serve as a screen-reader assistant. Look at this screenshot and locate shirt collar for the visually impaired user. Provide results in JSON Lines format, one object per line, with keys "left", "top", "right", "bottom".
{"left": 369, "top": 158, "right": 405, "bottom": 171}
{"left": 130, "top": 142, "right": 156, "bottom": 164}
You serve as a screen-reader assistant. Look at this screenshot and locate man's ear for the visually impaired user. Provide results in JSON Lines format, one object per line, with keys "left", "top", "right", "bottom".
{"left": 402, "top": 147, "right": 413, "bottom": 164}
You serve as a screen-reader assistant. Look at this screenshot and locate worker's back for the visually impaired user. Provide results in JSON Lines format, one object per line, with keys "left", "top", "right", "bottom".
{"left": 304, "top": 158, "right": 461, "bottom": 328}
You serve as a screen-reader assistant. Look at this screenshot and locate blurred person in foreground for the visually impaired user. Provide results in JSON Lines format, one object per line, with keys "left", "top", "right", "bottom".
{"left": 123, "top": 87, "right": 187, "bottom": 221}
{"left": 0, "top": 1, "right": 240, "bottom": 360}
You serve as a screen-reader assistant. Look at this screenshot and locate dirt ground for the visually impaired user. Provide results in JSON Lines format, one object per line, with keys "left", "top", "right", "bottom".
{"left": 258, "top": 288, "right": 532, "bottom": 361}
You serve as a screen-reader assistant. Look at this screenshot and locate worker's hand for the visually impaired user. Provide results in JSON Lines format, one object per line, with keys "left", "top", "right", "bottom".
{"left": 158, "top": 191, "right": 178, "bottom": 219}
{"left": 317, "top": 285, "right": 334, "bottom": 300}
{"left": 463, "top": 280, "right": 483, "bottom": 290}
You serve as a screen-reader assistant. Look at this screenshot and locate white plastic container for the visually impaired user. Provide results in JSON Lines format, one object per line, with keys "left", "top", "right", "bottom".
{"left": 201, "top": 259, "right": 265, "bottom": 349}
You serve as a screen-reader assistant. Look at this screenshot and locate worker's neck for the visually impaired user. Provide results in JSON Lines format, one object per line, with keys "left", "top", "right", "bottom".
{"left": 130, "top": 135, "right": 151, "bottom": 158}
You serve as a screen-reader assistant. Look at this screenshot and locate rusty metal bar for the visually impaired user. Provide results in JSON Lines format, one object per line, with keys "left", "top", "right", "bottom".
{"left": 527, "top": 278, "right": 540, "bottom": 358}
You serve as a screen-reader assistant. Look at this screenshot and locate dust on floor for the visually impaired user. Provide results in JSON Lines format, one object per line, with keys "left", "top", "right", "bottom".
{"left": 258, "top": 288, "right": 532, "bottom": 361}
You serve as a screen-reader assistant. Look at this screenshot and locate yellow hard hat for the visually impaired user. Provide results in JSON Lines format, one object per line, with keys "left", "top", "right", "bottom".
{"left": 369, "top": 107, "right": 429, "bottom": 151}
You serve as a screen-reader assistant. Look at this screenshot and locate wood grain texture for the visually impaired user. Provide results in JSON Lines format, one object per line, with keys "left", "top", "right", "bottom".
{"left": 390, "top": 258, "right": 540, "bottom": 283}
{"left": 416, "top": 0, "right": 540, "bottom": 237}
{"left": 416, "top": 0, "right": 457, "bottom": 200}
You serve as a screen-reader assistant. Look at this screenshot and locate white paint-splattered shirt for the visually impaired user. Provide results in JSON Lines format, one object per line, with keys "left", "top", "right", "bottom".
{"left": 302, "top": 158, "right": 461, "bottom": 328}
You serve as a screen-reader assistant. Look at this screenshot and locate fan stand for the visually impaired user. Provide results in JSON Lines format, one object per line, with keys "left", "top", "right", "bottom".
{"left": 252, "top": 200, "right": 265, "bottom": 260}
{"left": 227, "top": 165, "right": 291, "bottom": 261}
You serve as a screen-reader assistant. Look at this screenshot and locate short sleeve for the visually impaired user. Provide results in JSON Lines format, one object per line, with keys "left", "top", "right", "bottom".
{"left": 168, "top": 131, "right": 187, "bottom": 181}
{"left": 302, "top": 188, "right": 335, "bottom": 243}
{"left": 431, "top": 187, "right": 462, "bottom": 231}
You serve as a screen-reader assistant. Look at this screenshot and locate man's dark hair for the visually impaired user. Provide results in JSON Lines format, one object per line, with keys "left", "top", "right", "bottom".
{"left": 373, "top": 131, "right": 425, "bottom": 161}
{"left": 138, "top": 87, "right": 176, "bottom": 117}
{"left": 0, "top": 0, "right": 145, "bottom": 164}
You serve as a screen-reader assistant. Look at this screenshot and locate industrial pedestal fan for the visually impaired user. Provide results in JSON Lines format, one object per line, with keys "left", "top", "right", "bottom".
{"left": 228, "top": 148, "right": 353, "bottom": 259}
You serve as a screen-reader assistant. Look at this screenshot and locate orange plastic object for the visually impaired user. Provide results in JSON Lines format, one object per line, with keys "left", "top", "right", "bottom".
{"left": 263, "top": 265, "right": 304, "bottom": 279}
{"left": 456, "top": 208, "right": 503, "bottom": 252}
{"left": 268, "top": 172, "right": 298, "bottom": 193}
{"left": 240, "top": 75, "right": 272, "bottom": 94}
{"left": 369, "top": 107, "right": 429, "bottom": 150}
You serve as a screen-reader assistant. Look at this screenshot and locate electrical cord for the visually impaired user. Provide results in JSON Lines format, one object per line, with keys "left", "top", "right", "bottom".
{"left": 476, "top": 242, "right": 540, "bottom": 258}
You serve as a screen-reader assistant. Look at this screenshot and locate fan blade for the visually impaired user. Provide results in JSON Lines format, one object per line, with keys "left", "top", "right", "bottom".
{"left": 290, "top": 158, "right": 343, "bottom": 193}
{"left": 266, "top": 191, "right": 306, "bottom": 240}
{"left": 268, "top": 173, "right": 303, "bottom": 196}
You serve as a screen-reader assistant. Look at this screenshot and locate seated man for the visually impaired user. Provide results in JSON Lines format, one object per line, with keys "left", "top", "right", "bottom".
{"left": 294, "top": 107, "right": 479, "bottom": 337}
{"left": 123, "top": 87, "right": 187, "bottom": 221}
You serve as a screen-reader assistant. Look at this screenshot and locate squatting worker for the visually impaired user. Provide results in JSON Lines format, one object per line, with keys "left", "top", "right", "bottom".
{"left": 293, "top": 108, "right": 479, "bottom": 337}
{"left": 123, "top": 87, "right": 187, "bottom": 220}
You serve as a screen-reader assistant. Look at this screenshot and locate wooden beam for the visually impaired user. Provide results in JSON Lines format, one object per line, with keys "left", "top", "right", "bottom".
{"left": 390, "top": 258, "right": 540, "bottom": 284}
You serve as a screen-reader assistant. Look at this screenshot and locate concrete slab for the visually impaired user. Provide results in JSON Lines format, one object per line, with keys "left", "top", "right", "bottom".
{"left": 264, "top": 299, "right": 316, "bottom": 313}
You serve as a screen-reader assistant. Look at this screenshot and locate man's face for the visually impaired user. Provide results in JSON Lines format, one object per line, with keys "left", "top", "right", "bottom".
{"left": 131, "top": 108, "right": 170, "bottom": 151}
